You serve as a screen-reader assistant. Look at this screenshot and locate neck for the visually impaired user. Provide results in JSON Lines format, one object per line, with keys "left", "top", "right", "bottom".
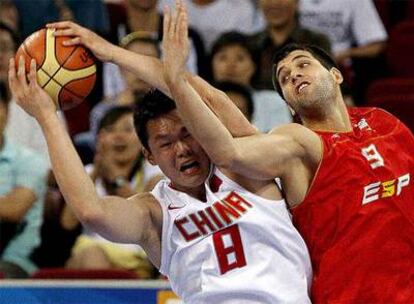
{"left": 127, "top": 5, "right": 159, "bottom": 32}
{"left": 301, "top": 97, "right": 352, "bottom": 132}
{"left": 171, "top": 183, "right": 207, "bottom": 201}
{"left": 269, "top": 19, "right": 296, "bottom": 46}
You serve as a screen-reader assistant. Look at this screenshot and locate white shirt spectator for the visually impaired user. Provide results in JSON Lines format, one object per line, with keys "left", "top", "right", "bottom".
{"left": 298, "top": 0, "right": 387, "bottom": 54}
{"left": 158, "top": 0, "right": 265, "bottom": 50}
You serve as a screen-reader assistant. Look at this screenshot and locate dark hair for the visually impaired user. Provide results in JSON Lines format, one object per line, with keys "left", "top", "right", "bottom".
{"left": 214, "top": 81, "right": 254, "bottom": 121}
{"left": 0, "top": 22, "right": 19, "bottom": 51}
{"left": 133, "top": 89, "right": 176, "bottom": 150}
{"left": 271, "top": 43, "right": 338, "bottom": 99}
{"left": 210, "top": 31, "right": 259, "bottom": 83}
{"left": 97, "top": 105, "right": 133, "bottom": 133}
{"left": 0, "top": 81, "right": 10, "bottom": 106}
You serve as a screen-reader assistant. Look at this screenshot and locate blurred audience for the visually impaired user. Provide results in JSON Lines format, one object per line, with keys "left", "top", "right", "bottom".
{"left": 298, "top": 0, "right": 388, "bottom": 103}
{"left": 158, "top": 0, "right": 265, "bottom": 51}
{"left": 67, "top": 106, "right": 161, "bottom": 279}
{"left": 251, "top": 0, "right": 331, "bottom": 90}
{"left": 210, "top": 31, "right": 291, "bottom": 132}
{"left": 0, "top": 81, "right": 48, "bottom": 278}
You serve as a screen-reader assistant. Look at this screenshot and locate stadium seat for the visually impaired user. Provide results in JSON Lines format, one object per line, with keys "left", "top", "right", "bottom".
{"left": 386, "top": 21, "right": 414, "bottom": 77}
{"left": 31, "top": 268, "right": 139, "bottom": 280}
{"left": 366, "top": 77, "right": 414, "bottom": 132}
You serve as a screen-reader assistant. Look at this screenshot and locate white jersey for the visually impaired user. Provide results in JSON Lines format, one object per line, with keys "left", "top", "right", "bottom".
{"left": 151, "top": 167, "right": 312, "bottom": 303}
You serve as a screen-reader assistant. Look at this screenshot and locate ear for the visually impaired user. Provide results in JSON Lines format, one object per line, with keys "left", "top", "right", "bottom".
{"left": 330, "top": 67, "right": 343, "bottom": 85}
{"left": 142, "top": 147, "right": 156, "bottom": 166}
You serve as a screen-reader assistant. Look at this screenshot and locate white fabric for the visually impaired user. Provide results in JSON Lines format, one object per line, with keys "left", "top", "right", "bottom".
{"left": 298, "top": 0, "right": 387, "bottom": 54}
{"left": 158, "top": 0, "right": 265, "bottom": 51}
{"left": 6, "top": 99, "right": 66, "bottom": 168}
{"left": 152, "top": 167, "right": 312, "bottom": 303}
{"left": 252, "top": 90, "right": 292, "bottom": 132}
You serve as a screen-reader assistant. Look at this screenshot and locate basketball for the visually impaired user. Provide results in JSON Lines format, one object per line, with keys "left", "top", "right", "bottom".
{"left": 15, "top": 28, "right": 96, "bottom": 110}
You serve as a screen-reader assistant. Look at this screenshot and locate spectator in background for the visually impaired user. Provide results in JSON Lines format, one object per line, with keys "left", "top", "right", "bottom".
{"left": 158, "top": 0, "right": 265, "bottom": 51}
{"left": 214, "top": 81, "right": 255, "bottom": 122}
{"left": 210, "top": 32, "right": 291, "bottom": 132}
{"left": 0, "top": 0, "right": 19, "bottom": 33}
{"left": 67, "top": 106, "right": 161, "bottom": 279}
{"left": 298, "top": 0, "right": 388, "bottom": 103}
{"left": 0, "top": 80, "right": 48, "bottom": 278}
{"left": 106, "top": 0, "right": 205, "bottom": 81}
{"left": 251, "top": 0, "right": 331, "bottom": 90}
{"left": 76, "top": 32, "right": 161, "bottom": 164}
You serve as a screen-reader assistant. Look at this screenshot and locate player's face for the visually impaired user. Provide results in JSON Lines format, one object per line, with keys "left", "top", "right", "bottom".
{"left": 122, "top": 41, "right": 158, "bottom": 94}
{"left": 145, "top": 110, "right": 211, "bottom": 192}
{"left": 259, "top": 0, "right": 297, "bottom": 28}
{"left": 275, "top": 50, "right": 342, "bottom": 114}
{"left": 212, "top": 44, "right": 255, "bottom": 86}
{"left": 99, "top": 113, "right": 141, "bottom": 164}
{"left": 0, "top": 30, "right": 15, "bottom": 81}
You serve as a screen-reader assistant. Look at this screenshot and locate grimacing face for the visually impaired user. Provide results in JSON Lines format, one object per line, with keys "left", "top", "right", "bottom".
{"left": 275, "top": 50, "right": 343, "bottom": 114}
{"left": 144, "top": 110, "right": 211, "bottom": 193}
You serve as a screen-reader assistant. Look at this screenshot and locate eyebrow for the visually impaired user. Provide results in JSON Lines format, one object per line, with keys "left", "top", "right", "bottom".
{"left": 276, "top": 54, "right": 311, "bottom": 80}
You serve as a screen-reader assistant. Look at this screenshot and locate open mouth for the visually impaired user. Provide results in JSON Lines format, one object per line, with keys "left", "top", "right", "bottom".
{"left": 179, "top": 161, "right": 200, "bottom": 174}
{"left": 296, "top": 82, "right": 310, "bottom": 94}
{"left": 113, "top": 144, "right": 128, "bottom": 152}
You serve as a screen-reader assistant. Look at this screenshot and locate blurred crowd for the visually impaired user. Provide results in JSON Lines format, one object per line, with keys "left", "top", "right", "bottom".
{"left": 0, "top": 0, "right": 413, "bottom": 279}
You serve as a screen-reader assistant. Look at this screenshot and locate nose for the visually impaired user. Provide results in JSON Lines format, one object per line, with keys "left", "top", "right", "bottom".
{"left": 175, "top": 140, "right": 191, "bottom": 157}
{"left": 291, "top": 70, "right": 303, "bottom": 85}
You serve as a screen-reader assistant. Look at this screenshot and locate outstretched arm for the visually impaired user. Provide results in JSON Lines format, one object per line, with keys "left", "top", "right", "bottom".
{"left": 47, "top": 21, "right": 256, "bottom": 138}
{"left": 162, "top": 1, "right": 321, "bottom": 180}
{"left": 8, "top": 57, "right": 160, "bottom": 246}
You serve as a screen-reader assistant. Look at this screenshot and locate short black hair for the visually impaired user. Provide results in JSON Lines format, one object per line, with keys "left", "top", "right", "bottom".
{"left": 133, "top": 89, "right": 176, "bottom": 150}
{"left": 214, "top": 81, "right": 254, "bottom": 121}
{"left": 0, "top": 81, "right": 10, "bottom": 106}
{"left": 97, "top": 105, "right": 133, "bottom": 133}
{"left": 210, "top": 31, "right": 259, "bottom": 83}
{"left": 271, "top": 43, "right": 338, "bottom": 99}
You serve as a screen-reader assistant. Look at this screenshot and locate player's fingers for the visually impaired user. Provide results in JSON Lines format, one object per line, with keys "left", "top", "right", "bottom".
{"left": 62, "top": 37, "right": 81, "bottom": 46}
{"left": 53, "top": 28, "right": 75, "bottom": 37}
{"left": 28, "top": 59, "right": 38, "bottom": 89}
{"left": 163, "top": 5, "right": 171, "bottom": 37}
{"left": 17, "top": 56, "right": 28, "bottom": 90}
{"left": 8, "top": 58, "right": 19, "bottom": 93}
{"left": 46, "top": 21, "right": 74, "bottom": 29}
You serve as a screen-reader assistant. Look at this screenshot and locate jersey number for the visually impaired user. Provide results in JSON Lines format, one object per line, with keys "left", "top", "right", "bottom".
{"left": 212, "top": 224, "right": 246, "bottom": 275}
{"left": 361, "top": 144, "right": 384, "bottom": 169}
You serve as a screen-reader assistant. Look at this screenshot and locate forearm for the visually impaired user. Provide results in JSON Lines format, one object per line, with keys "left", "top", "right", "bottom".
{"left": 349, "top": 41, "right": 386, "bottom": 58}
{"left": 38, "top": 113, "right": 103, "bottom": 223}
{"left": 169, "top": 76, "right": 238, "bottom": 166}
{"left": 111, "top": 46, "right": 171, "bottom": 96}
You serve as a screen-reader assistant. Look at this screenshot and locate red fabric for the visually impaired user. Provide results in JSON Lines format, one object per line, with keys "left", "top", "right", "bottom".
{"left": 31, "top": 268, "right": 138, "bottom": 280}
{"left": 292, "top": 107, "right": 414, "bottom": 303}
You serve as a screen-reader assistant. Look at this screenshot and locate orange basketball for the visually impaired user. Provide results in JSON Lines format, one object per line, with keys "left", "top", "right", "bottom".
{"left": 15, "top": 28, "right": 96, "bottom": 110}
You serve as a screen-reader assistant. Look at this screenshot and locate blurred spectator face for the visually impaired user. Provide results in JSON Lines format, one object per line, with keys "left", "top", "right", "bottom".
{"left": 226, "top": 91, "right": 252, "bottom": 121}
{"left": 121, "top": 40, "right": 159, "bottom": 94}
{"left": 212, "top": 44, "right": 255, "bottom": 86}
{"left": 0, "top": 1, "right": 19, "bottom": 32}
{"left": 127, "top": 0, "right": 158, "bottom": 10}
{"left": 0, "top": 29, "right": 15, "bottom": 82}
{"left": 99, "top": 113, "right": 141, "bottom": 164}
{"left": 259, "top": 0, "right": 297, "bottom": 28}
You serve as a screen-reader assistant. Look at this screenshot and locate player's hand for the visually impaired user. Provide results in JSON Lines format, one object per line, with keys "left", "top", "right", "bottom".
{"left": 8, "top": 57, "right": 57, "bottom": 121}
{"left": 162, "top": 0, "right": 190, "bottom": 85}
{"left": 46, "top": 21, "right": 116, "bottom": 62}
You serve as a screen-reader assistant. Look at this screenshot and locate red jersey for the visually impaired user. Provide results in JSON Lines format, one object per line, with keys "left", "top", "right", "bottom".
{"left": 291, "top": 107, "right": 414, "bottom": 303}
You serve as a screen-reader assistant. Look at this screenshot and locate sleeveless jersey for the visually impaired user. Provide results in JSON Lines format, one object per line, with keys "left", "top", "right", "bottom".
{"left": 291, "top": 107, "right": 414, "bottom": 303}
{"left": 152, "top": 167, "right": 312, "bottom": 303}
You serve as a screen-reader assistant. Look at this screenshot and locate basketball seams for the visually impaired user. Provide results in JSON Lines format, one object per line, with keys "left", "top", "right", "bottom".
{"left": 58, "top": 74, "right": 96, "bottom": 98}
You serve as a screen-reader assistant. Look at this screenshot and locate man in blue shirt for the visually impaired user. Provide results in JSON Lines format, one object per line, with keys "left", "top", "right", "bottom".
{"left": 0, "top": 81, "right": 48, "bottom": 278}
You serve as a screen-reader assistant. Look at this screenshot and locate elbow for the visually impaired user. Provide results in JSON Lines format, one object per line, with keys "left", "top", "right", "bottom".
{"left": 210, "top": 147, "right": 240, "bottom": 170}
{"left": 74, "top": 203, "right": 104, "bottom": 228}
